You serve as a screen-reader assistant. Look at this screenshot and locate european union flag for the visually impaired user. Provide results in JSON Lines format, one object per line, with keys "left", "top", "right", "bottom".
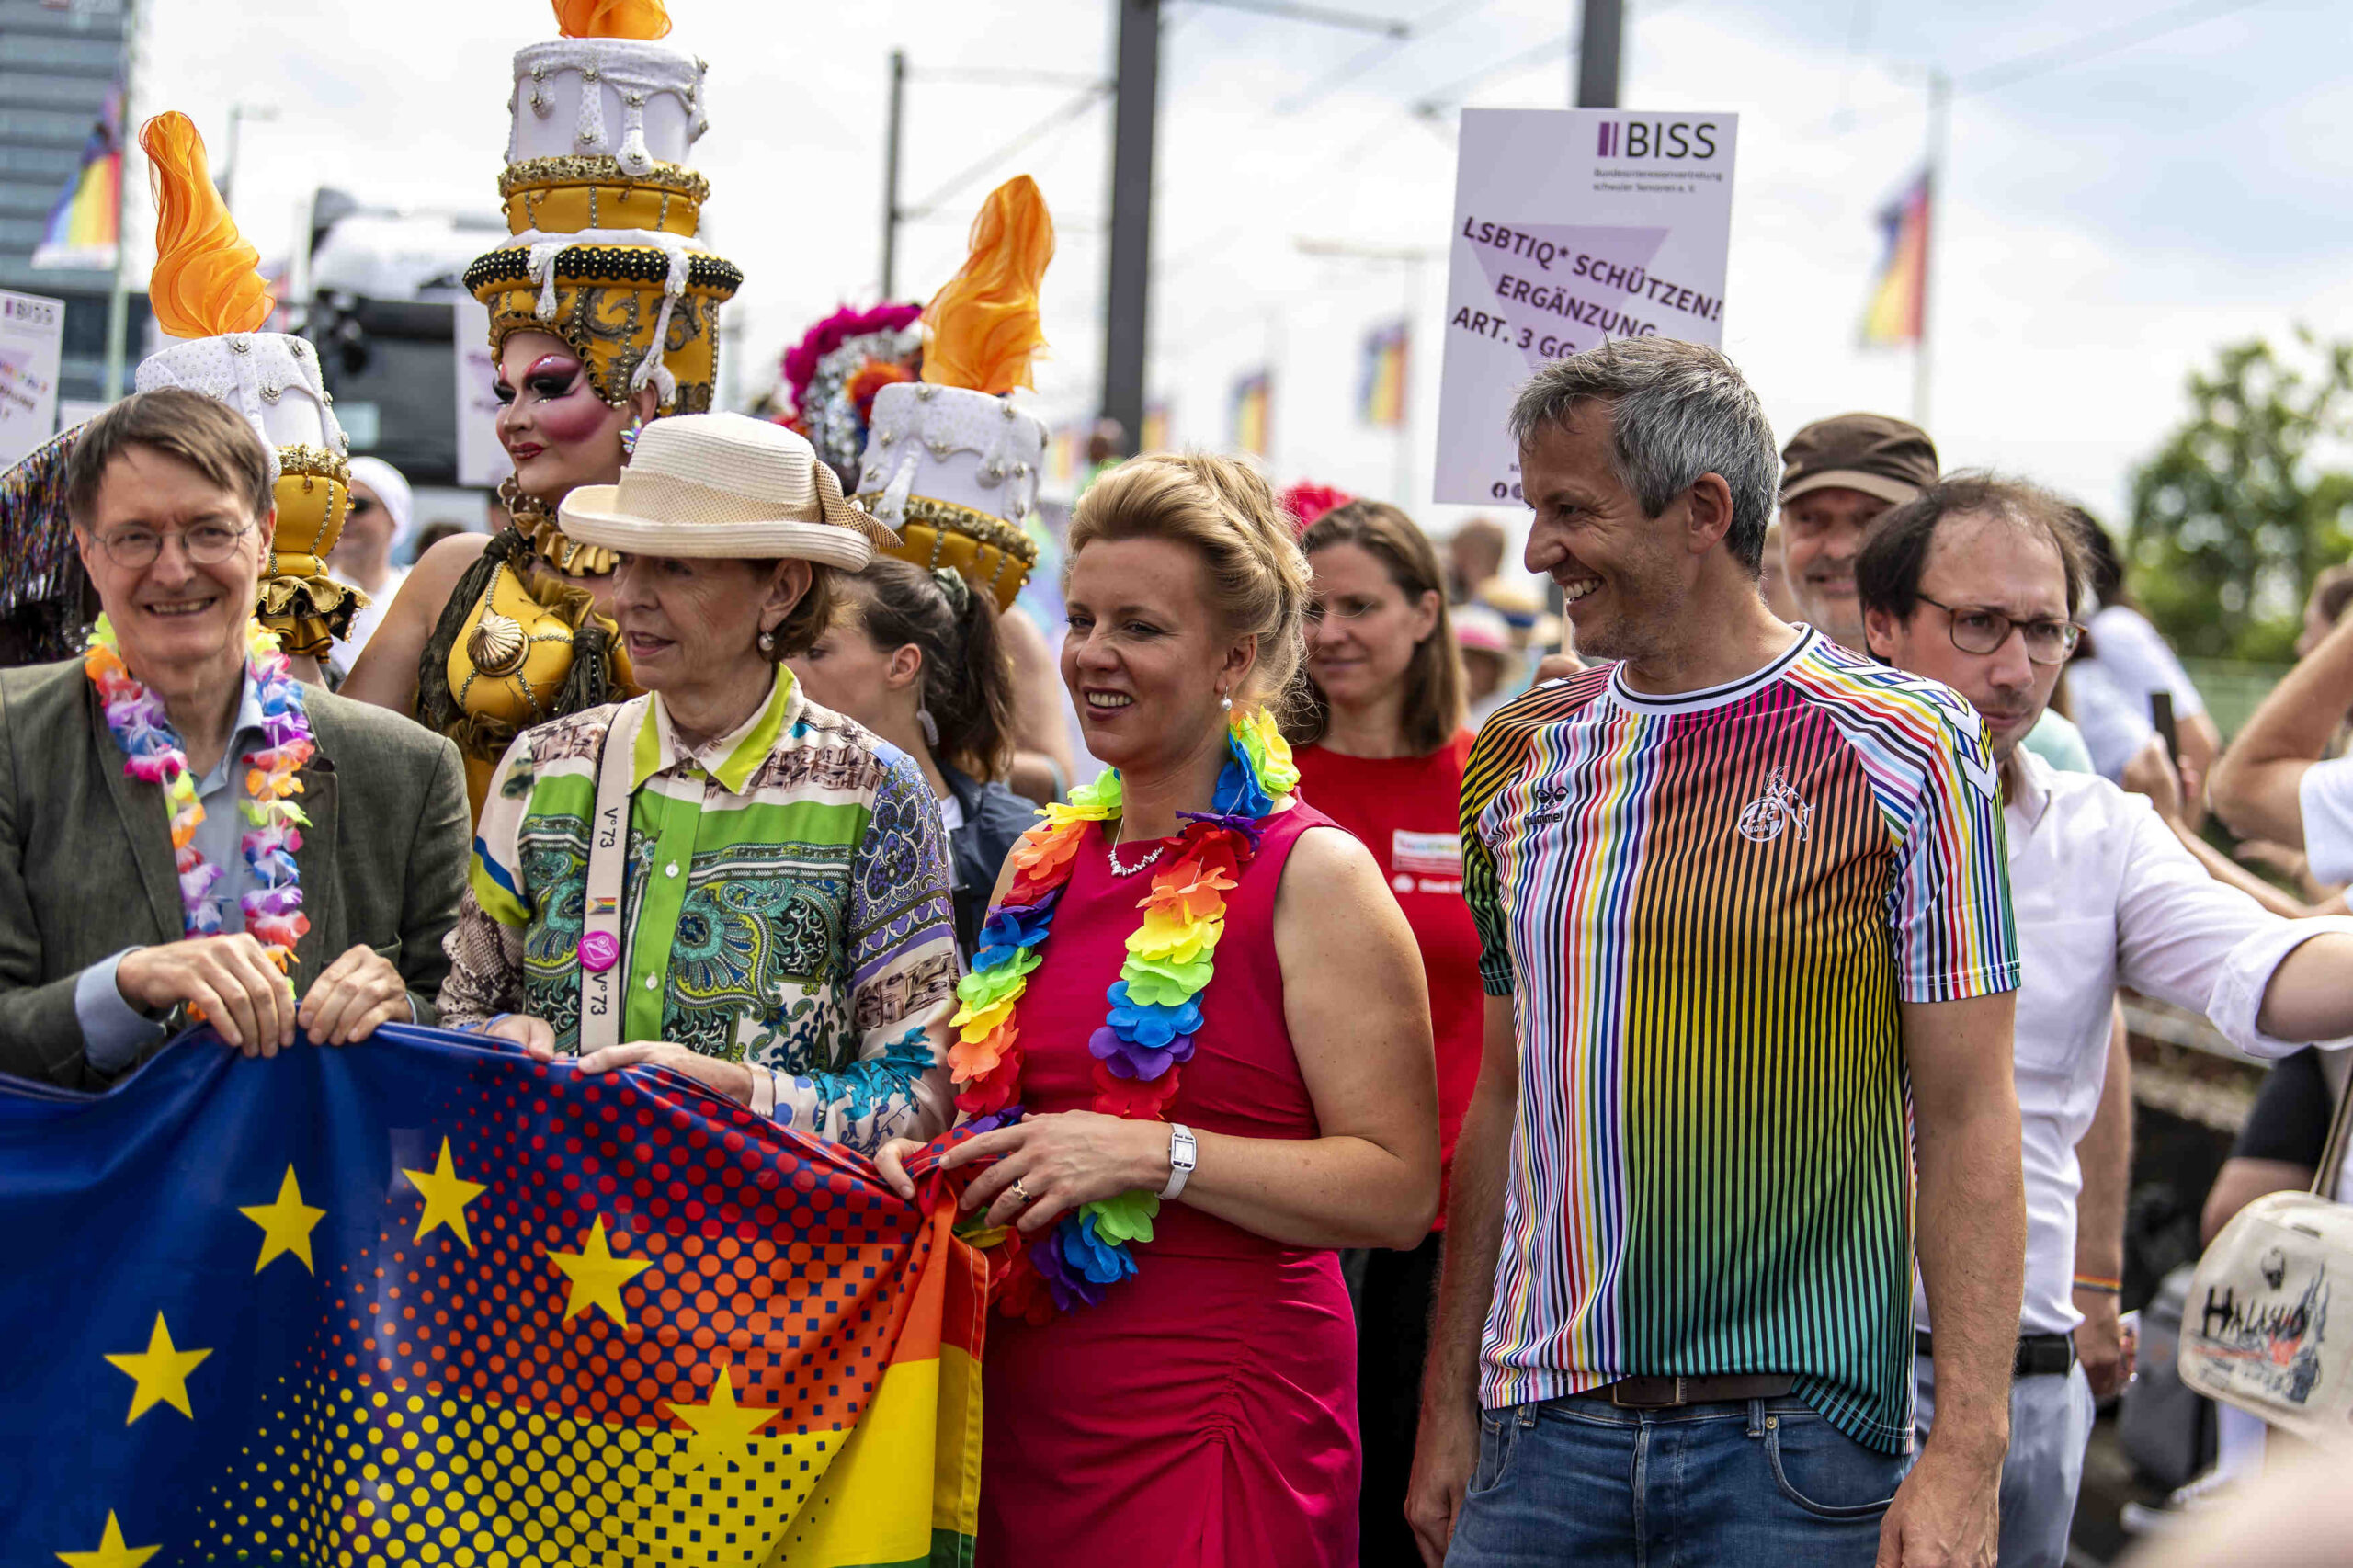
{"left": 0, "top": 1025, "right": 984, "bottom": 1566}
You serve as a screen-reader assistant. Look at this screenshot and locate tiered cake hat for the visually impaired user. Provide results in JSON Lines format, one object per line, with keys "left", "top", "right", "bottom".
{"left": 463, "top": 0, "right": 741, "bottom": 415}
{"left": 131, "top": 113, "right": 358, "bottom": 658}
{"left": 854, "top": 176, "right": 1055, "bottom": 613}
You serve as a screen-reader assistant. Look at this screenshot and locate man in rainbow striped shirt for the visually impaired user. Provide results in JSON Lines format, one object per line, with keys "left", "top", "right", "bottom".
{"left": 1409, "top": 338, "right": 2027, "bottom": 1568}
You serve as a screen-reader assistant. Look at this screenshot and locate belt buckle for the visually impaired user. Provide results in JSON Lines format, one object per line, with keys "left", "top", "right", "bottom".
{"left": 1609, "top": 1376, "right": 1683, "bottom": 1409}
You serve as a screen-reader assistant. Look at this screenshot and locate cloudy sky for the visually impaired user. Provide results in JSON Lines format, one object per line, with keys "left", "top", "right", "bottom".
{"left": 142, "top": 0, "right": 2348, "bottom": 542}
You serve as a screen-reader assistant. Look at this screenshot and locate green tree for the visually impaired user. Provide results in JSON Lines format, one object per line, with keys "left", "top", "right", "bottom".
{"left": 2127, "top": 331, "right": 2353, "bottom": 662}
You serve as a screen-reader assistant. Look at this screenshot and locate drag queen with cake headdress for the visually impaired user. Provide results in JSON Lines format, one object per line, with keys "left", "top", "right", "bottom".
{"left": 781, "top": 182, "right": 1078, "bottom": 801}
{"left": 0, "top": 115, "right": 363, "bottom": 675}
{"left": 342, "top": 0, "right": 739, "bottom": 821}
{"left": 137, "top": 114, "right": 364, "bottom": 682}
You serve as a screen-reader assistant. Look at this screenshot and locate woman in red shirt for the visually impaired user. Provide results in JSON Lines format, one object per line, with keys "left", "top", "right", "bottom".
{"left": 1289, "top": 500, "right": 1483, "bottom": 1568}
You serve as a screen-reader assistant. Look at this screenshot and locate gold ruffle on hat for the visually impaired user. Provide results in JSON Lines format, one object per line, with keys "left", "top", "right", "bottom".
{"left": 131, "top": 113, "right": 362, "bottom": 658}
{"left": 462, "top": 0, "right": 740, "bottom": 415}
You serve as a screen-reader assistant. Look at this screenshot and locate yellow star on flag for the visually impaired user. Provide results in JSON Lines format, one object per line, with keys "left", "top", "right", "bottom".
{"left": 548, "top": 1215, "right": 654, "bottom": 1325}
{"left": 103, "top": 1312, "right": 210, "bottom": 1425}
{"left": 54, "top": 1510, "right": 160, "bottom": 1568}
{"left": 665, "top": 1364, "right": 779, "bottom": 1472}
{"left": 238, "top": 1165, "right": 326, "bottom": 1274}
{"left": 399, "top": 1135, "right": 487, "bottom": 1252}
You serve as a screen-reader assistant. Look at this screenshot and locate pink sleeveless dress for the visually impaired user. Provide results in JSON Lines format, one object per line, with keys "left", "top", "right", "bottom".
{"left": 975, "top": 802, "right": 1359, "bottom": 1567}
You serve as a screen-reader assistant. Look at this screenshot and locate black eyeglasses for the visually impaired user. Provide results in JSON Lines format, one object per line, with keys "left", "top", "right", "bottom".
{"left": 89, "top": 521, "right": 254, "bottom": 570}
{"left": 1915, "top": 594, "right": 2081, "bottom": 666}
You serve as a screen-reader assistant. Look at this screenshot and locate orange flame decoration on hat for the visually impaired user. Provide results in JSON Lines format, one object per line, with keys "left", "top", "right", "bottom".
{"left": 920, "top": 175, "right": 1055, "bottom": 397}
{"left": 141, "top": 113, "right": 273, "bottom": 340}
{"left": 553, "top": 0, "right": 672, "bottom": 40}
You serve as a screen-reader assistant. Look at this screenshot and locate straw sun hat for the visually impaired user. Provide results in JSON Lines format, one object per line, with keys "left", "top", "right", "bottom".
{"left": 558, "top": 413, "right": 899, "bottom": 567}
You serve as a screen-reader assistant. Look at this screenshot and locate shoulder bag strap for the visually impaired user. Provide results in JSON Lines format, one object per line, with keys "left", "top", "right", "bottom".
{"left": 2311, "top": 1050, "right": 2353, "bottom": 1200}
{"left": 577, "top": 697, "right": 648, "bottom": 1054}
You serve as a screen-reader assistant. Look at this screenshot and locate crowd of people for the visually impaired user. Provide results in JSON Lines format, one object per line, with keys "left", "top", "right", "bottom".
{"left": 5, "top": 8, "right": 2352, "bottom": 1567}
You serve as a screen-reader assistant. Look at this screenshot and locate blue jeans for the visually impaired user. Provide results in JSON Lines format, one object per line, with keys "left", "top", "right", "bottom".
{"left": 1447, "top": 1395, "right": 1915, "bottom": 1567}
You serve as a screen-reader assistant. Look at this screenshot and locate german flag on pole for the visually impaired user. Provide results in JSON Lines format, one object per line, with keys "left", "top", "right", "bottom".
{"left": 0, "top": 1025, "right": 983, "bottom": 1566}
{"left": 1859, "top": 169, "right": 1930, "bottom": 347}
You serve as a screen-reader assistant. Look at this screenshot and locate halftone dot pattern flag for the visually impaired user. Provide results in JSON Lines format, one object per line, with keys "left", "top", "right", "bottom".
{"left": 0, "top": 1024, "right": 983, "bottom": 1568}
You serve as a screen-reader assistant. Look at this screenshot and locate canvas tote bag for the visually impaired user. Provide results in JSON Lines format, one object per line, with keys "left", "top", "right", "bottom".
{"left": 2179, "top": 1056, "right": 2353, "bottom": 1443}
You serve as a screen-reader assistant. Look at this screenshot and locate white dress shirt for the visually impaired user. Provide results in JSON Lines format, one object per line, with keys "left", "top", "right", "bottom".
{"left": 1918, "top": 749, "right": 2353, "bottom": 1336}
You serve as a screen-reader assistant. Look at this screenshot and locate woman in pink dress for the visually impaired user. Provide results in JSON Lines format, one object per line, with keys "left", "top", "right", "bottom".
{"left": 879, "top": 452, "right": 1439, "bottom": 1566}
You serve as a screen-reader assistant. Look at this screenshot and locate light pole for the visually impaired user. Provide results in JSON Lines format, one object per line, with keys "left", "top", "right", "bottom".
{"left": 220, "top": 101, "right": 278, "bottom": 215}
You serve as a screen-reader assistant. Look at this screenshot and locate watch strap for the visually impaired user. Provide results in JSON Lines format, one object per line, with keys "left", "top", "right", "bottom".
{"left": 1158, "top": 1122, "right": 1198, "bottom": 1200}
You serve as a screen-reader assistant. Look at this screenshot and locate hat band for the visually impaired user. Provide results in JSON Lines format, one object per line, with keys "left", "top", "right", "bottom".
{"left": 613, "top": 469, "right": 830, "bottom": 528}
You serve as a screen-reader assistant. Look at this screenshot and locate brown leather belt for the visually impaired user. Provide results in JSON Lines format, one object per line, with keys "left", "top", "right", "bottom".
{"left": 1574, "top": 1375, "right": 1797, "bottom": 1409}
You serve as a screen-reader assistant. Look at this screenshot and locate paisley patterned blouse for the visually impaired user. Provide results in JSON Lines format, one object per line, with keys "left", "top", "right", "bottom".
{"left": 438, "top": 666, "right": 961, "bottom": 1153}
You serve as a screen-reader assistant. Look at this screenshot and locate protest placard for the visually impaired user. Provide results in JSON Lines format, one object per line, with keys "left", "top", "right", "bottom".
{"left": 0, "top": 290, "right": 64, "bottom": 469}
{"left": 1433, "top": 108, "right": 1738, "bottom": 505}
{"left": 452, "top": 293, "right": 508, "bottom": 489}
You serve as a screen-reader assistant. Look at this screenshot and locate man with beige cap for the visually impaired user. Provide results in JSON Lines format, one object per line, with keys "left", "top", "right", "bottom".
{"left": 438, "top": 413, "right": 963, "bottom": 1154}
{"left": 1778, "top": 413, "right": 1940, "bottom": 652}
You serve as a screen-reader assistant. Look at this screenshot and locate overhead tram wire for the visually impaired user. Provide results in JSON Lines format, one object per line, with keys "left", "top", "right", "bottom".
{"left": 1812, "top": 0, "right": 2291, "bottom": 138}
{"left": 1272, "top": 0, "right": 1500, "bottom": 115}
{"left": 896, "top": 80, "right": 1112, "bottom": 224}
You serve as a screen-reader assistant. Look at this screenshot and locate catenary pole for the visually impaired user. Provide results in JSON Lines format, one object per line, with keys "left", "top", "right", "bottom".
{"left": 1575, "top": 0, "right": 1620, "bottom": 107}
{"left": 881, "top": 50, "right": 907, "bottom": 299}
{"left": 1099, "top": 0, "right": 1160, "bottom": 451}
{"left": 1913, "top": 70, "right": 1949, "bottom": 430}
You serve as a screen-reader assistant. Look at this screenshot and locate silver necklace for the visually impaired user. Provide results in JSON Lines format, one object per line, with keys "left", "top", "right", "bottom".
{"left": 1107, "top": 819, "right": 1165, "bottom": 878}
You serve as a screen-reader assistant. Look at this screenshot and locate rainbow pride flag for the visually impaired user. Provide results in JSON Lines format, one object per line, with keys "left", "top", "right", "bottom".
{"left": 1230, "top": 369, "right": 1269, "bottom": 457}
{"left": 0, "top": 1025, "right": 984, "bottom": 1566}
{"left": 1859, "top": 170, "right": 1930, "bottom": 347}
{"left": 1358, "top": 318, "right": 1408, "bottom": 427}
{"left": 33, "top": 86, "right": 122, "bottom": 271}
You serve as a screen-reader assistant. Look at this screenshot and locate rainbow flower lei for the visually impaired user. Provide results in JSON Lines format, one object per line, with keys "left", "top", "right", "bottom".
{"left": 84, "top": 615, "right": 316, "bottom": 970}
{"left": 950, "top": 707, "right": 1300, "bottom": 1320}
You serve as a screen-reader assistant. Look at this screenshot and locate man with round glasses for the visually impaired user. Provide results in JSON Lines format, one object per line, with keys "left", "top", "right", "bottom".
{"left": 1857, "top": 472, "right": 2353, "bottom": 1567}
{"left": 0, "top": 388, "right": 469, "bottom": 1088}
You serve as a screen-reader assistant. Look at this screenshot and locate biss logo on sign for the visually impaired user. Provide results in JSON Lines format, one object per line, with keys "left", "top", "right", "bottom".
{"left": 1595, "top": 119, "right": 1722, "bottom": 160}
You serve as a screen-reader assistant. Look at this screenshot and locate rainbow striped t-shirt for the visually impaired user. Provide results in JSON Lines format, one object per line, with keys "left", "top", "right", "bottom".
{"left": 1461, "top": 629, "right": 2018, "bottom": 1451}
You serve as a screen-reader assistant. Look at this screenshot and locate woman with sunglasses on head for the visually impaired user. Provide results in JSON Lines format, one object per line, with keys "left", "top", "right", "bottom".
{"left": 339, "top": 0, "right": 740, "bottom": 823}
{"left": 1286, "top": 499, "right": 1485, "bottom": 1568}
{"left": 788, "top": 556, "right": 1034, "bottom": 962}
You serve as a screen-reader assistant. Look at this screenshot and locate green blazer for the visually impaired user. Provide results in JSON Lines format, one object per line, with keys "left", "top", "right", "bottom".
{"left": 0, "top": 656, "right": 471, "bottom": 1089}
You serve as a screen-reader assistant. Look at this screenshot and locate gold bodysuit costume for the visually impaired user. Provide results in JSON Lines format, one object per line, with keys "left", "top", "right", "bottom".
{"left": 416, "top": 488, "right": 634, "bottom": 818}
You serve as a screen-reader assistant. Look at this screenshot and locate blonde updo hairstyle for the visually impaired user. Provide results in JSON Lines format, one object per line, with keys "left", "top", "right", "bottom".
{"left": 1068, "top": 452, "right": 1312, "bottom": 716}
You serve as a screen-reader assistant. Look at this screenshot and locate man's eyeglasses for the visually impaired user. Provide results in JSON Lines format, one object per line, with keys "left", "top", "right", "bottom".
{"left": 89, "top": 522, "right": 253, "bottom": 570}
{"left": 1915, "top": 594, "right": 2080, "bottom": 666}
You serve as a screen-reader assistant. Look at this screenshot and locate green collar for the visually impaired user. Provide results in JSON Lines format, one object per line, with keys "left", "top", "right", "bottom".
{"left": 632, "top": 665, "right": 797, "bottom": 793}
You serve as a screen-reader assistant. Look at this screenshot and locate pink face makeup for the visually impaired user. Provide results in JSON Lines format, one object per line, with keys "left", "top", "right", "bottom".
{"left": 526, "top": 368, "right": 611, "bottom": 448}
{"left": 493, "top": 332, "right": 633, "bottom": 509}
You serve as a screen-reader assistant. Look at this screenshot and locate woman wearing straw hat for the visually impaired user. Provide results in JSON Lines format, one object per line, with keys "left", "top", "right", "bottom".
{"left": 439, "top": 414, "right": 963, "bottom": 1151}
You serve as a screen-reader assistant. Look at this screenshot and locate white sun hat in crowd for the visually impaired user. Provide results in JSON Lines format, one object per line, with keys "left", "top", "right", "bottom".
{"left": 558, "top": 413, "right": 899, "bottom": 567}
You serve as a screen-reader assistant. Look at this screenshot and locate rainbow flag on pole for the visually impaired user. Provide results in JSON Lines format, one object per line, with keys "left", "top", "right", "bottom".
{"left": 0, "top": 1025, "right": 985, "bottom": 1566}
{"left": 1859, "top": 170, "right": 1930, "bottom": 347}
{"left": 1230, "top": 369, "right": 1269, "bottom": 457}
{"left": 1358, "top": 319, "right": 1408, "bottom": 427}
{"left": 32, "top": 85, "right": 123, "bottom": 271}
